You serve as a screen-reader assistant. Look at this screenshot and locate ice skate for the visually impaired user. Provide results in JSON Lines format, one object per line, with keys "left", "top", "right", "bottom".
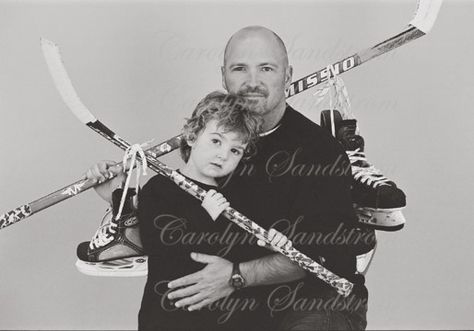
{"left": 75, "top": 188, "right": 147, "bottom": 277}
{"left": 321, "top": 109, "right": 406, "bottom": 231}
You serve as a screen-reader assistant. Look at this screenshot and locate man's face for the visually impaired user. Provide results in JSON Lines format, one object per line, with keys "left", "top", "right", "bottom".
{"left": 187, "top": 119, "right": 248, "bottom": 180}
{"left": 222, "top": 33, "right": 291, "bottom": 116}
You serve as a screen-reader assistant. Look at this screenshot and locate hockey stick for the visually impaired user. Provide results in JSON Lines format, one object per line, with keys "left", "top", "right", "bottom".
{"left": 41, "top": 38, "right": 354, "bottom": 297}
{"left": 287, "top": 0, "right": 442, "bottom": 97}
{"left": 2, "top": 0, "right": 441, "bottom": 230}
{"left": 0, "top": 135, "right": 183, "bottom": 230}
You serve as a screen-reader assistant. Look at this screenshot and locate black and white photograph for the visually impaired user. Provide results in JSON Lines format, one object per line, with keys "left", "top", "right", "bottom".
{"left": 0, "top": 0, "right": 472, "bottom": 330}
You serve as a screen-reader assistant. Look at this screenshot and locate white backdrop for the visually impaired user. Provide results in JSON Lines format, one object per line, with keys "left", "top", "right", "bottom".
{"left": 0, "top": 0, "right": 473, "bottom": 329}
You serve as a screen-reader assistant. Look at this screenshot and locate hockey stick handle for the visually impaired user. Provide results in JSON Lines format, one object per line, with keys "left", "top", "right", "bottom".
{"left": 0, "top": 135, "right": 183, "bottom": 230}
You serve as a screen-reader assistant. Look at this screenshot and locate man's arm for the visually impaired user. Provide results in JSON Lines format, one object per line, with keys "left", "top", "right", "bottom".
{"left": 167, "top": 251, "right": 306, "bottom": 311}
{"left": 240, "top": 253, "right": 306, "bottom": 286}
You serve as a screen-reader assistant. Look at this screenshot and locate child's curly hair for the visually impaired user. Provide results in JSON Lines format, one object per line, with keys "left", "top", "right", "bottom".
{"left": 180, "top": 91, "right": 263, "bottom": 163}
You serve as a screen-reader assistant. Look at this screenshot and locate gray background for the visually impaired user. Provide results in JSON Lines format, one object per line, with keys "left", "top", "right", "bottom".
{"left": 1, "top": 0, "right": 473, "bottom": 329}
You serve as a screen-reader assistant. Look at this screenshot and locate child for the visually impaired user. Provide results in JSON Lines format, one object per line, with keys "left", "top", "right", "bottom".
{"left": 81, "top": 91, "right": 292, "bottom": 330}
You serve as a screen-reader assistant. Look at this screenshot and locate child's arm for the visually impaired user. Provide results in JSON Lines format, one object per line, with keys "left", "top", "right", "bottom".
{"left": 201, "top": 189, "right": 230, "bottom": 221}
{"left": 257, "top": 228, "right": 292, "bottom": 252}
{"left": 84, "top": 160, "right": 126, "bottom": 205}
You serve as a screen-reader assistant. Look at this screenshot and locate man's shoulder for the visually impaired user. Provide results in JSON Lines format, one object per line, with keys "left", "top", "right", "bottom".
{"left": 283, "top": 106, "right": 346, "bottom": 156}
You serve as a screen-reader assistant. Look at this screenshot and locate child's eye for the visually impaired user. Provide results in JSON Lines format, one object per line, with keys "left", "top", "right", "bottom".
{"left": 231, "top": 148, "right": 242, "bottom": 156}
{"left": 211, "top": 138, "right": 221, "bottom": 145}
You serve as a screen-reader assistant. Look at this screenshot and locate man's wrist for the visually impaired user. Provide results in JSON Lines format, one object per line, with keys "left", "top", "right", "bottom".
{"left": 229, "top": 262, "right": 246, "bottom": 290}
{"left": 239, "top": 261, "right": 255, "bottom": 287}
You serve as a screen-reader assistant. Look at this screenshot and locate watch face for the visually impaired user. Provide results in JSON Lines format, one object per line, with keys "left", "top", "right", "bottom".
{"left": 231, "top": 274, "right": 245, "bottom": 289}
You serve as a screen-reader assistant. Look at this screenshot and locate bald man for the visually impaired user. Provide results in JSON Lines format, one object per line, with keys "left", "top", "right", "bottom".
{"left": 166, "top": 26, "right": 373, "bottom": 330}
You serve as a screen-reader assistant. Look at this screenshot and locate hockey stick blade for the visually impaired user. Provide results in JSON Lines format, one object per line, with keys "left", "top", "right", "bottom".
{"left": 409, "top": 0, "right": 443, "bottom": 34}
{"left": 41, "top": 38, "right": 96, "bottom": 124}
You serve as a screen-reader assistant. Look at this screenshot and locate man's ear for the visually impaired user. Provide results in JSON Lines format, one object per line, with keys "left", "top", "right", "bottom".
{"left": 221, "top": 66, "right": 228, "bottom": 91}
{"left": 284, "top": 65, "right": 293, "bottom": 91}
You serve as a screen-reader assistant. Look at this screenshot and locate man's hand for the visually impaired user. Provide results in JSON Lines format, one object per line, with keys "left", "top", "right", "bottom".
{"left": 201, "top": 190, "right": 230, "bottom": 221}
{"left": 167, "top": 252, "right": 234, "bottom": 311}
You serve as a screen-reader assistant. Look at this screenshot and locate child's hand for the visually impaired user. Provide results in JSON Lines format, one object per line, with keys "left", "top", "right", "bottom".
{"left": 84, "top": 160, "right": 126, "bottom": 204}
{"left": 257, "top": 228, "right": 292, "bottom": 252}
{"left": 201, "top": 189, "right": 230, "bottom": 221}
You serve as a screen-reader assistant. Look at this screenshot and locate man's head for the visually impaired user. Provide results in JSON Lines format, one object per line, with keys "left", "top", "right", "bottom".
{"left": 222, "top": 26, "right": 292, "bottom": 126}
{"left": 180, "top": 91, "right": 262, "bottom": 178}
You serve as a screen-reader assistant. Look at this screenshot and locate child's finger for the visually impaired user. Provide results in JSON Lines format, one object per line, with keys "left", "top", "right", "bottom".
{"left": 207, "top": 189, "right": 217, "bottom": 196}
{"left": 216, "top": 197, "right": 227, "bottom": 205}
{"left": 271, "top": 232, "right": 284, "bottom": 247}
{"left": 91, "top": 166, "right": 106, "bottom": 183}
{"left": 110, "top": 164, "right": 124, "bottom": 175}
{"left": 85, "top": 169, "right": 98, "bottom": 183}
{"left": 278, "top": 235, "right": 290, "bottom": 248}
{"left": 204, "top": 190, "right": 215, "bottom": 199}
{"left": 216, "top": 202, "right": 229, "bottom": 214}
{"left": 98, "top": 162, "right": 110, "bottom": 175}
{"left": 267, "top": 228, "right": 277, "bottom": 241}
{"left": 221, "top": 202, "right": 230, "bottom": 209}
{"left": 213, "top": 192, "right": 223, "bottom": 199}
{"left": 104, "top": 160, "right": 117, "bottom": 167}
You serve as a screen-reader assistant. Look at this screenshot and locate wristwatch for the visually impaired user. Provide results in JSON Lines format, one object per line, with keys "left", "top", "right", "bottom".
{"left": 229, "top": 262, "right": 246, "bottom": 290}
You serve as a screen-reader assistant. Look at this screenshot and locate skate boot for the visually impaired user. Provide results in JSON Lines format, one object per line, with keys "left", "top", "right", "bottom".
{"left": 75, "top": 188, "right": 148, "bottom": 277}
{"left": 321, "top": 109, "right": 406, "bottom": 231}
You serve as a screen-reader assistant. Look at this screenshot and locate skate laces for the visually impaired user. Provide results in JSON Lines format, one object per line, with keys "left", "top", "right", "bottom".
{"left": 89, "top": 142, "right": 150, "bottom": 250}
{"left": 115, "top": 143, "right": 149, "bottom": 220}
{"left": 313, "top": 64, "right": 354, "bottom": 135}
{"left": 347, "top": 149, "right": 390, "bottom": 188}
{"left": 89, "top": 207, "right": 116, "bottom": 249}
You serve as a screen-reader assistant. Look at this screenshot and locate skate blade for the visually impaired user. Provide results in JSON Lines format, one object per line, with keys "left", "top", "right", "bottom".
{"left": 356, "top": 207, "right": 406, "bottom": 231}
{"left": 356, "top": 241, "right": 377, "bottom": 276}
{"left": 75, "top": 256, "right": 148, "bottom": 277}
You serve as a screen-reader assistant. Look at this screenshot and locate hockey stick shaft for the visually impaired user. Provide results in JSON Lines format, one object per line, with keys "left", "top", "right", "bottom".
{"left": 0, "top": 135, "right": 182, "bottom": 230}
{"left": 286, "top": 27, "right": 424, "bottom": 97}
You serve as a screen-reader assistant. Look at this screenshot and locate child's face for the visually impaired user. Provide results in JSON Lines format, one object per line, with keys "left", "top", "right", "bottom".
{"left": 187, "top": 119, "right": 248, "bottom": 179}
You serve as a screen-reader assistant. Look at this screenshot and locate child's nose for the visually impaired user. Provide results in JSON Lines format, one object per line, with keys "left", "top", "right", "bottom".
{"left": 217, "top": 149, "right": 229, "bottom": 161}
